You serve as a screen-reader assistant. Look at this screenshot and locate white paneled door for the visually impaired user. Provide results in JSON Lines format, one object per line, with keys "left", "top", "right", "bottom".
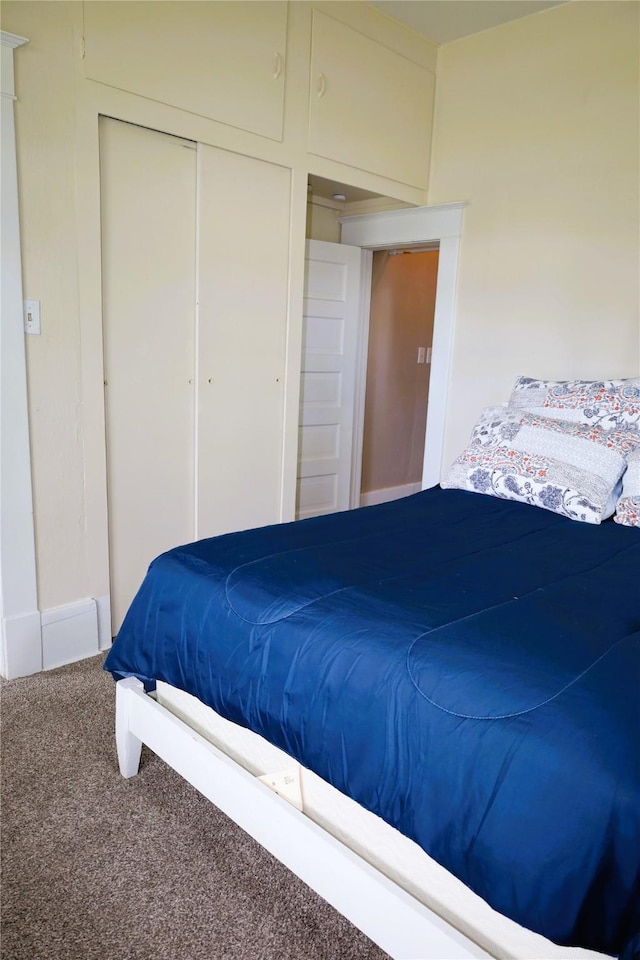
{"left": 297, "top": 240, "right": 363, "bottom": 519}
{"left": 100, "top": 118, "right": 197, "bottom": 634}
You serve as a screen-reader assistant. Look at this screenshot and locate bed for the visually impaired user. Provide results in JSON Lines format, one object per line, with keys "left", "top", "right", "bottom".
{"left": 105, "top": 378, "right": 640, "bottom": 960}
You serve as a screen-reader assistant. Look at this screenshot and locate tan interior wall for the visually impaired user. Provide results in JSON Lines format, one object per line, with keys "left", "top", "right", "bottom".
{"left": 6, "top": 2, "right": 88, "bottom": 606}
{"left": 306, "top": 200, "right": 341, "bottom": 242}
{"left": 428, "top": 0, "right": 640, "bottom": 470}
{"left": 2, "top": 0, "right": 429, "bottom": 612}
{"left": 4, "top": 0, "right": 638, "bottom": 614}
{"left": 361, "top": 249, "right": 438, "bottom": 494}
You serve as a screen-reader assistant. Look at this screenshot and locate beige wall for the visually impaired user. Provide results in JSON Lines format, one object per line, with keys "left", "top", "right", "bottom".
{"left": 6, "top": 3, "right": 87, "bottom": 608}
{"left": 3, "top": 0, "right": 639, "bottom": 620}
{"left": 2, "top": 0, "right": 431, "bottom": 615}
{"left": 306, "top": 199, "right": 341, "bottom": 242}
{"left": 428, "top": 0, "right": 640, "bottom": 469}
{"left": 361, "top": 250, "right": 438, "bottom": 493}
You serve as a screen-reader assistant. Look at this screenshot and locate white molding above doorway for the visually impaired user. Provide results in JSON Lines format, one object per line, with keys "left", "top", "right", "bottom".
{"left": 340, "top": 202, "right": 466, "bottom": 489}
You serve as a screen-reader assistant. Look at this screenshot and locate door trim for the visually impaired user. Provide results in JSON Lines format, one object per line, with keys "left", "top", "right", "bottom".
{"left": 0, "top": 31, "right": 42, "bottom": 679}
{"left": 349, "top": 249, "right": 372, "bottom": 509}
{"left": 341, "top": 202, "right": 466, "bottom": 490}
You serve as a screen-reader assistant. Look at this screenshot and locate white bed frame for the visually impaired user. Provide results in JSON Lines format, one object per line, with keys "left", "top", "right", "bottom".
{"left": 115, "top": 677, "right": 609, "bottom": 960}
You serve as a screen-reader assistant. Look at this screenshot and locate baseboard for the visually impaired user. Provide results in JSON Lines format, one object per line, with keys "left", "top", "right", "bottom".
{"left": 41, "top": 598, "right": 100, "bottom": 671}
{"left": 1, "top": 597, "right": 109, "bottom": 679}
{"left": 360, "top": 482, "right": 422, "bottom": 508}
{"left": 1, "top": 610, "right": 42, "bottom": 679}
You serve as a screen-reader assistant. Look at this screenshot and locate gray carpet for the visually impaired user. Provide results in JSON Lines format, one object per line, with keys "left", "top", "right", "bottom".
{"left": 0, "top": 655, "right": 390, "bottom": 960}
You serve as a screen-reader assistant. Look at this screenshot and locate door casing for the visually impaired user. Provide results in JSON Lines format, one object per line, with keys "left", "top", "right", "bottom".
{"left": 341, "top": 203, "right": 466, "bottom": 497}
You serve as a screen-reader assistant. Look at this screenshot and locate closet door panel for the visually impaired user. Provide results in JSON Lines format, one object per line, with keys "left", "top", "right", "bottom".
{"left": 85, "top": 2, "right": 288, "bottom": 142}
{"left": 308, "top": 11, "right": 434, "bottom": 189}
{"left": 100, "top": 118, "right": 196, "bottom": 633}
{"left": 197, "top": 146, "right": 291, "bottom": 538}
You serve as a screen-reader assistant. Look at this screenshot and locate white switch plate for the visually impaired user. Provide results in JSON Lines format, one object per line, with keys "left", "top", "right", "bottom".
{"left": 417, "top": 346, "right": 426, "bottom": 364}
{"left": 426, "top": 346, "right": 432, "bottom": 364}
{"left": 24, "top": 300, "right": 41, "bottom": 335}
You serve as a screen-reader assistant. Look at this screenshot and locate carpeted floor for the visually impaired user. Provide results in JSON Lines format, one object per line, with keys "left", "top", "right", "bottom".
{"left": 0, "top": 655, "right": 389, "bottom": 960}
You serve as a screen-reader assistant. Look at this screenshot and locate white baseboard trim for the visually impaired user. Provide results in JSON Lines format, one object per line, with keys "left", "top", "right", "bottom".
{"left": 360, "top": 482, "right": 422, "bottom": 508}
{"left": 1, "top": 597, "right": 109, "bottom": 679}
{"left": 1, "top": 610, "right": 42, "bottom": 679}
{"left": 41, "top": 598, "right": 100, "bottom": 671}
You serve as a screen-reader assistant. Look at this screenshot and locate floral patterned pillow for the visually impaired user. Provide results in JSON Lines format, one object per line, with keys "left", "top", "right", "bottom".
{"left": 614, "top": 448, "right": 640, "bottom": 527}
{"left": 442, "top": 407, "right": 638, "bottom": 524}
{"left": 508, "top": 376, "right": 640, "bottom": 433}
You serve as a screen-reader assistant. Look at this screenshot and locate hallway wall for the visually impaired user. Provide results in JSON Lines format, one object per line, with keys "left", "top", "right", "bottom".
{"left": 361, "top": 249, "right": 439, "bottom": 495}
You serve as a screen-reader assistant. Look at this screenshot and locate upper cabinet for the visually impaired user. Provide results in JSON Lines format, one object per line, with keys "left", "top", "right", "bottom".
{"left": 83, "top": 1, "right": 288, "bottom": 141}
{"left": 83, "top": 2, "right": 436, "bottom": 192}
{"left": 308, "top": 11, "right": 435, "bottom": 190}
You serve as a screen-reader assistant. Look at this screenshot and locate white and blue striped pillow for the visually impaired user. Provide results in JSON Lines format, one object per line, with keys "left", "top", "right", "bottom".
{"left": 443, "top": 407, "right": 638, "bottom": 524}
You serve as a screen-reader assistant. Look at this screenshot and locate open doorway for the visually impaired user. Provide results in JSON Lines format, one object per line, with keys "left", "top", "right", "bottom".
{"left": 296, "top": 235, "right": 444, "bottom": 520}
{"left": 301, "top": 178, "right": 464, "bottom": 519}
{"left": 341, "top": 202, "right": 464, "bottom": 496}
{"left": 360, "top": 247, "right": 439, "bottom": 507}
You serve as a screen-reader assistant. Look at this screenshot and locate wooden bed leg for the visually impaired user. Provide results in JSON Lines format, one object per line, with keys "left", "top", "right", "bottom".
{"left": 115, "top": 677, "right": 143, "bottom": 778}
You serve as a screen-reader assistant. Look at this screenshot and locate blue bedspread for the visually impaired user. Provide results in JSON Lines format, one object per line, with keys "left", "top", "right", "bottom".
{"left": 105, "top": 487, "right": 640, "bottom": 958}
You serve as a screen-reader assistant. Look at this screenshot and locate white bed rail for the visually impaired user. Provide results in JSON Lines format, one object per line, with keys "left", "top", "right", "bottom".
{"left": 115, "top": 677, "right": 491, "bottom": 960}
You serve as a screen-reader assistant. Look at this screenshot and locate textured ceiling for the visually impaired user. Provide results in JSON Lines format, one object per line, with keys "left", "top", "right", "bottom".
{"left": 368, "top": 0, "right": 567, "bottom": 45}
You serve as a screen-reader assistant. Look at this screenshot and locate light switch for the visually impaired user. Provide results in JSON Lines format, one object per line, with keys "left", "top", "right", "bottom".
{"left": 417, "top": 346, "right": 426, "bottom": 364}
{"left": 426, "top": 346, "right": 432, "bottom": 364}
{"left": 24, "top": 300, "right": 41, "bottom": 335}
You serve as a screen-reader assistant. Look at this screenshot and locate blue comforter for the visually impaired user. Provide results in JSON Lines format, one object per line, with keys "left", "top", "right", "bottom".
{"left": 105, "top": 487, "right": 640, "bottom": 958}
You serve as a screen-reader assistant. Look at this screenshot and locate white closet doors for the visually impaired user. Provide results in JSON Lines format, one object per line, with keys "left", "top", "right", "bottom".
{"left": 101, "top": 119, "right": 292, "bottom": 634}
{"left": 101, "top": 118, "right": 197, "bottom": 633}
{"left": 196, "top": 146, "right": 291, "bottom": 540}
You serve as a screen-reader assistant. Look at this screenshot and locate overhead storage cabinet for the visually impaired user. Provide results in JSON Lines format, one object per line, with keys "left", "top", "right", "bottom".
{"left": 308, "top": 11, "right": 435, "bottom": 190}
{"left": 84, "top": 1, "right": 288, "bottom": 141}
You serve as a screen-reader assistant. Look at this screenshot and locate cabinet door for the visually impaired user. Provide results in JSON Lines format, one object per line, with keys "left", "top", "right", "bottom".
{"left": 308, "top": 11, "right": 434, "bottom": 189}
{"left": 196, "top": 145, "right": 291, "bottom": 538}
{"left": 84, "top": 2, "right": 288, "bottom": 141}
{"left": 100, "top": 118, "right": 197, "bottom": 633}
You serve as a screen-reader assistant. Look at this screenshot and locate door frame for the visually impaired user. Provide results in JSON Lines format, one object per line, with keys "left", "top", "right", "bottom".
{"left": 341, "top": 202, "right": 466, "bottom": 499}
{"left": 0, "top": 31, "right": 41, "bottom": 678}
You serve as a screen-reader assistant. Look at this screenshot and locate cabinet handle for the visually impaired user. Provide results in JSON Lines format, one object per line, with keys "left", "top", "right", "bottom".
{"left": 273, "top": 52, "right": 283, "bottom": 80}
{"left": 317, "top": 73, "right": 326, "bottom": 98}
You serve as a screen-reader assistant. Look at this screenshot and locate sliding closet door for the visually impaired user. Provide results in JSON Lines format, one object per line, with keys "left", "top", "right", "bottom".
{"left": 196, "top": 146, "right": 291, "bottom": 538}
{"left": 100, "top": 117, "right": 197, "bottom": 633}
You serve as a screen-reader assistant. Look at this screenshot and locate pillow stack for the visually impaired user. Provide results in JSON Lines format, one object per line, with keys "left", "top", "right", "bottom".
{"left": 442, "top": 377, "right": 640, "bottom": 525}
